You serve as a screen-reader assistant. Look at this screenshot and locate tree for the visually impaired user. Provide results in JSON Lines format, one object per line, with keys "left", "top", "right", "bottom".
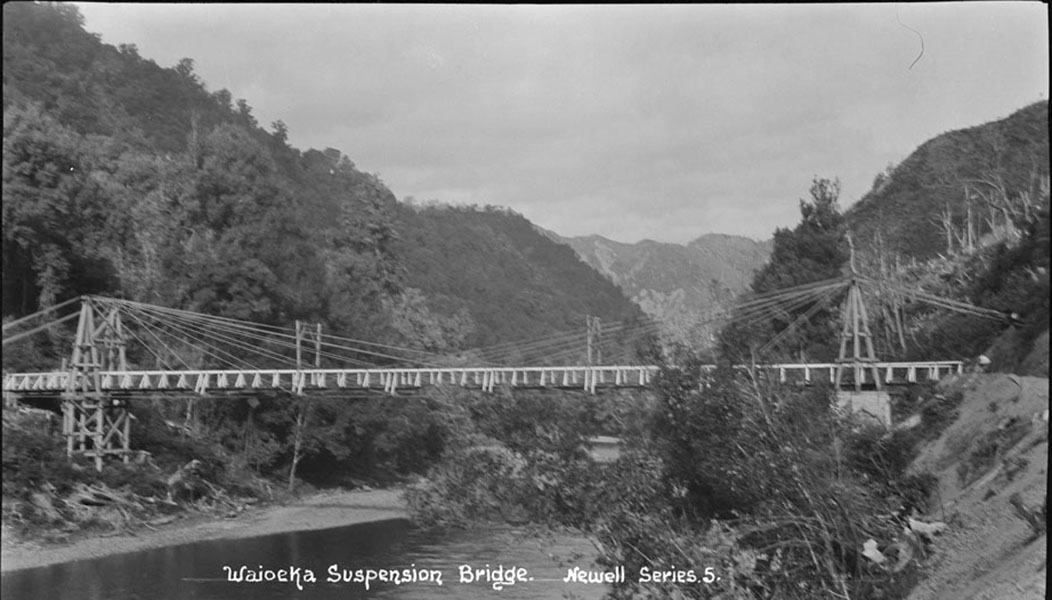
{"left": 720, "top": 177, "right": 848, "bottom": 362}
{"left": 172, "top": 123, "right": 321, "bottom": 327}
{"left": 301, "top": 148, "right": 405, "bottom": 342}
{"left": 174, "top": 57, "right": 197, "bottom": 83}
{"left": 2, "top": 103, "right": 113, "bottom": 313}
{"left": 385, "top": 287, "right": 475, "bottom": 354}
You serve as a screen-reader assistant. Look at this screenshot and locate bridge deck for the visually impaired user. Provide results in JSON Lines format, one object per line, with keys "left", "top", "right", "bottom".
{"left": 3, "top": 361, "right": 962, "bottom": 396}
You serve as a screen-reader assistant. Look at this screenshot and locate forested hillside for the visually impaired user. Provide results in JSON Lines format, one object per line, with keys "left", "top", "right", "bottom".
{"left": 847, "top": 101, "right": 1048, "bottom": 260}
{"left": 1, "top": 2, "right": 643, "bottom": 367}
{"left": 393, "top": 203, "right": 643, "bottom": 350}
{"left": 1, "top": 2, "right": 650, "bottom": 541}
{"left": 842, "top": 102, "right": 1050, "bottom": 375}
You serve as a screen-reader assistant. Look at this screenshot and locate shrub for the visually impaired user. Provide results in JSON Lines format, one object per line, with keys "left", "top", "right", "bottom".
{"left": 2, "top": 420, "right": 83, "bottom": 498}
{"left": 918, "top": 390, "right": 964, "bottom": 440}
{"left": 404, "top": 446, "right": 526, "bottom": 528}
{"left": 405, "top": 352, "right": 934, "bottom": 598}
{"left": 957, "top": 418, "right": 1033, "bottom": 487}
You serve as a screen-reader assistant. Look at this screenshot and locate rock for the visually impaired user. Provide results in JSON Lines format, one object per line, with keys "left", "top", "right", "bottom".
{"left": 908, "top": 517, "right": 948, "bottom": 542}
{"left": 897, "top": 414, "right": 922, "bottom": 430}
{"left": 30, "top": 492, "right": 62, "bottom": 523}
{"left": 862, "top": 538, "right": 886, "bottom": 564}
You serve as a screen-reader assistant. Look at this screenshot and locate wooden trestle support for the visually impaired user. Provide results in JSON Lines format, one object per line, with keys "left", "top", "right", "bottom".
{"left": 833, "top": 275, "right": 882, "bottom": 392}
{"left": 62, "top": 298, "right": 131, "bottom": 470}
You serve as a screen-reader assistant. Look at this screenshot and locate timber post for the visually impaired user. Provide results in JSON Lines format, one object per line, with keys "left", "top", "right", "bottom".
{"left": 289, "top": 321, "right": 321, "bottom": 491}
{"left": 586, "top": 315, "right": 602, "bottom": 366}
{"left": 62, "top": 297, "right": 131, "bottom": 470}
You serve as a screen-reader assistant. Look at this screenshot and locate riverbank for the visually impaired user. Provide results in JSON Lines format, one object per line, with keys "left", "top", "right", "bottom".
{"left": 0, "top": 487, "right": 407, "bottom": 573}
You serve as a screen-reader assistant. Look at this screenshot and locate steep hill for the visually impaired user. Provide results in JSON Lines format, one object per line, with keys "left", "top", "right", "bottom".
{"left": 1, "top": 2, "right": 645, "bottom": 363}
{"left": 840, "top": 103, "right": 1049, "bottom": 376}
{"left": 391, "top": 203, "right": 646, "bottom": 351}
{"left": 553, "top": 232, "right": 771, "bottom": 345}
{"left": 905, "top": 373, "right": 1048, "bottom": 600}
{"left": 847, "top": 101, "right": 1049, "bottom": 260}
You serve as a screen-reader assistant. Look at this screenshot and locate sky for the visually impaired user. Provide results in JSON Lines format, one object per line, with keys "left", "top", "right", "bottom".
{"left": 72, "top": 3, "right": 1048, "bottom": 244}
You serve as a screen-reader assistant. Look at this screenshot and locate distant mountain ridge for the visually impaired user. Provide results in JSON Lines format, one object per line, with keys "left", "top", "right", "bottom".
{"left": 548, "top": 231, "right": 772, "bottom": 344}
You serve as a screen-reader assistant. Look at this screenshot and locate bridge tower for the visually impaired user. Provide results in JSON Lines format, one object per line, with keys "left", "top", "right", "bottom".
{"left": 834, "top": 238, "right": 881, "bottom": 392}
{"left": 831, "top": 238, "right": 893, "bottom": 425}
{"left": 63, "top": 297, "right": 131, "bottom": 470}
{"left": 833, "top": 278, "right": 882, "bottom": 391}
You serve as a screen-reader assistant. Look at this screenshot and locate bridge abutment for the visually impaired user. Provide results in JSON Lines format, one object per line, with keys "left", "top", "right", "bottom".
{"left": 836, "top": 390, "right": 892, "bottom": 427}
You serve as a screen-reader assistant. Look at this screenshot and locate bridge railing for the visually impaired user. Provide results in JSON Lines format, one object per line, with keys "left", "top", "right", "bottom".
{"left": 745, "top": 360, "right": 964, "bottom": 386}
{"left": 3, "top": 361, "right": 962, "bottom": 396}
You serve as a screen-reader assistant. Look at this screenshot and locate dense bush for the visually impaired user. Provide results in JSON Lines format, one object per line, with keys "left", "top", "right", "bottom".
{"left": 3, "top": 410, "right": 183, "bottom": 527}
{"left": 466, "top": 390, "right": 598, "bottom": 458}
{"left": 407, "top": 353, "right": 935, "bottom": 599}
{"left": 405, "top": 446, "right": 526, "bottom": 528}
{"left": 336, "top": 396, "right": 461, "bottom": 477}
{"left": 2, "top": 419, "right": 82, "bottom": 498}
{"left": 130, "top": 399, "right": 225, "bottom": 471}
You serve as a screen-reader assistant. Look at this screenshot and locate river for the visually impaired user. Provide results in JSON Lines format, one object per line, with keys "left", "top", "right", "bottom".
{"left": 1, "top": 519, "right": 608, "bottom": 600}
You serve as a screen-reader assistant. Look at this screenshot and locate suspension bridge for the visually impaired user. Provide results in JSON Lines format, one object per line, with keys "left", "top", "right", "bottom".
{"left": 2, "top": 271, "right": 1012, "bottom": 469}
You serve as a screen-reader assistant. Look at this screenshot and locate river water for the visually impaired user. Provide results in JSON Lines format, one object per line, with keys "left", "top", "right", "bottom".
{"left": 1, "top": 519, "right": 608, "bottom": 600}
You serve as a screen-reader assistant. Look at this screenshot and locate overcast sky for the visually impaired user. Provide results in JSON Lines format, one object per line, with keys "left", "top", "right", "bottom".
{"left": 73, "top": 3, "right": 1048, "bottom": 244}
